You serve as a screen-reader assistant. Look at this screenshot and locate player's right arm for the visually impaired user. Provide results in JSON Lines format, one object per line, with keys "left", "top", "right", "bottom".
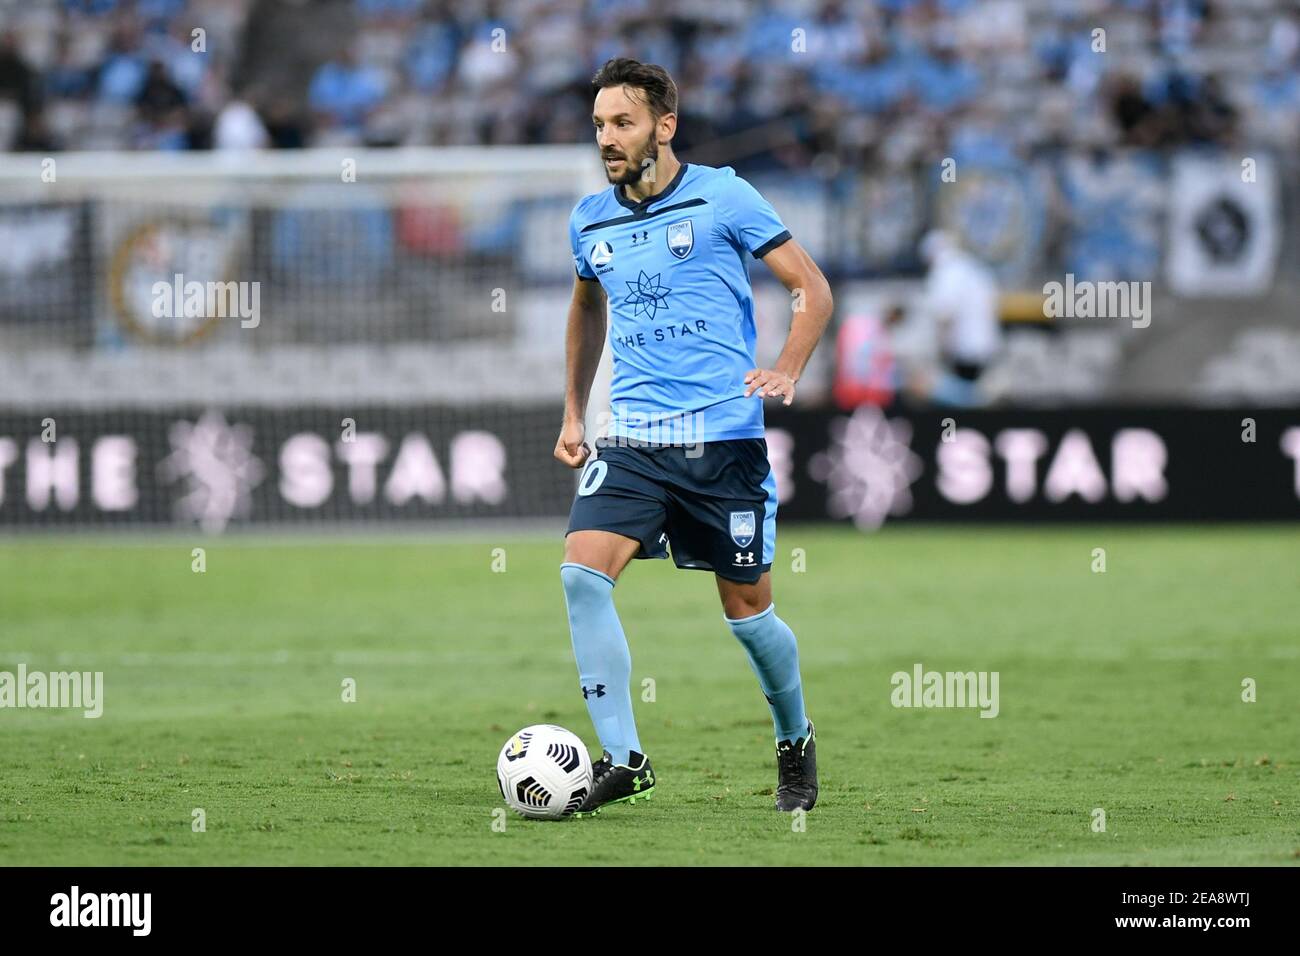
{"left": 554, "top": 273, "right": 607, "bottom": 468}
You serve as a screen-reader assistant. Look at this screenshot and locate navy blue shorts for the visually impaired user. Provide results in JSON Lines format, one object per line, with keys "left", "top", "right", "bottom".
{"left": 565, "top": 436, "right": 777, "bottom": 583}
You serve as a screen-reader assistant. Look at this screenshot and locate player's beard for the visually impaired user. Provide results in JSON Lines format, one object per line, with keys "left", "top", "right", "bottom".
{"left": 604, "top": 130, "right": 658, "bottom": 187}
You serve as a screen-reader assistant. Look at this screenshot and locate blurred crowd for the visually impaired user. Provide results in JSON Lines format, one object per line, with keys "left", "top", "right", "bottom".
{"left": 0, "top": 0, "right": 1296, "bottom": 166}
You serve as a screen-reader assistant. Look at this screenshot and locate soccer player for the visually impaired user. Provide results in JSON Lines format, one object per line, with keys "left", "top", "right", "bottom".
{"left": 554, "top": 58, "right": 833, "bottom": 815}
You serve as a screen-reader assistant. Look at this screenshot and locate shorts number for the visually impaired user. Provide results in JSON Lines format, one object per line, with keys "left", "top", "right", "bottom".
{"left": 577, "top": 459, "right": 608, "bottom": 497}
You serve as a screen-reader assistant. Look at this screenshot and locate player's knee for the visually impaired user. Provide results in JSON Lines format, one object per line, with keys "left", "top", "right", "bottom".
{"left": 725, "top": 601, "right": 777, "bottom": 634}
{"left": 560, "top": 562, "right": 615, "bottom": 612}
{"left": 719, "top": 580, "right": 772, "bottom": 620}
{"left": 723, "top": 595, "right": 765, "bottom": 620}
{"left": 563, "top": 531, "right": 634, "bottom": 580}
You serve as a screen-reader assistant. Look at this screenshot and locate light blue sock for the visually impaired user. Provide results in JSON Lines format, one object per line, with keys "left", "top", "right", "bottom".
{"left": 725, "top": 603, "right": 809, "bottom": 742}
{"left": 560, "top": 562, "right": 641, "bottom": 765}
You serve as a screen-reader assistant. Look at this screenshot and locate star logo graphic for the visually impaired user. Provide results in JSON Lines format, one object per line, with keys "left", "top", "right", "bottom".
{"left": 808, "top": 405, "right": 924, "bottom": 529}
{"left": 624, "top": 269, "right": 670, "bottom": 321}
{"left": 158, "top": 409, "right": 265, "bottom": 533}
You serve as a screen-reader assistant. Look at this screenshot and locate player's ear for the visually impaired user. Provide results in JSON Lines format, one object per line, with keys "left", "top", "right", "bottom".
{"left": 657, "top": 112, "right": 677, "bottom": 144}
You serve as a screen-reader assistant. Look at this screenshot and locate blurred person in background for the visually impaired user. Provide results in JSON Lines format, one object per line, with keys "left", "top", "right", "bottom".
{"left": 832, "top": 303, "right": 906, "bottom": 410}
{"left": 261, "top": 94, "right": 307, "bottom": 149}
{"left": 1108, "top": 72, "right": 1164, "bottom": 148}
{"left": 0, "top": 29, "right": 41, "bottom": 149}
{"left": 214, "top": 89, "right": 270, "bottom": 150}
{"left": 912, "top": 229, "right": 1002, "bottom": 408}
{"left": 45, "top": 31, "right": 95, "bottom": 100}
{"left": 0, "top": 30, "right": 40, "bottom": 118}
{"left": 15, "top": 109, "right": 58, "bottom": 151}
{"left": 98, "top": 23, "right": 150, "bottom": 105}
{"left": 308, "top": 42, "right": 388, "bottom": 142}
{"left": 134, "top": 58, "right": 189, "bottom": 149}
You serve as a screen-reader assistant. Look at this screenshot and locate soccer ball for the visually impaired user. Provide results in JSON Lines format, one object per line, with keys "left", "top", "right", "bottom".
{"left": 496, "top": 724, "right": 593, "bottom": 820}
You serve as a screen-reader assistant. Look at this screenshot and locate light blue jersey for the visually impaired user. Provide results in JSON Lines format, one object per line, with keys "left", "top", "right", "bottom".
{"left": 569, "top": 163, "right": 791, "bottom": 444}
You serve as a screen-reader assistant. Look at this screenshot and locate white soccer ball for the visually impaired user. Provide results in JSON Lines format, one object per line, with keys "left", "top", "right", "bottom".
{"left": 496, "top": 724, "right": 594, "bottom": 820}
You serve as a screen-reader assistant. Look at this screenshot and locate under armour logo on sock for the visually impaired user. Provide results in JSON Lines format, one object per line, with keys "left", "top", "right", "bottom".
{"left": 582, "top": 684, "right": 607, "bottom": 699}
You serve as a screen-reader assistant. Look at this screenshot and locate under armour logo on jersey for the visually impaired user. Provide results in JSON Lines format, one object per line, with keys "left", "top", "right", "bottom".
{"left": 630, "top": 230, "right": 649, "bottom": 244}
{"left": 582, "top": 684, "right": 607, "bottom": 699}
{"left": 734, "top": 551, "right": 755, "bottom": 566}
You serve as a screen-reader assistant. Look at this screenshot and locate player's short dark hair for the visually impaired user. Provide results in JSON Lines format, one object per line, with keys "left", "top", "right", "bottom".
{"left": 590, "top": 58, "right": 679, "bottom": 121}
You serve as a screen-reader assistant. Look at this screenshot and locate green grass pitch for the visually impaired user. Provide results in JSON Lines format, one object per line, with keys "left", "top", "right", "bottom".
{"left": 1, "top": 525, "right": 1296, "bottom": 866}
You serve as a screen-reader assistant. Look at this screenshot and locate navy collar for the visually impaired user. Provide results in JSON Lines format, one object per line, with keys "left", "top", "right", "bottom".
{"left": 614, "top": 161, "right": 689, "bottom": 211}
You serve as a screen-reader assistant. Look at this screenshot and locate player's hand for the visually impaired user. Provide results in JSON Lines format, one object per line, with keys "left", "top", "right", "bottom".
{"left": 743, "top": 368, "right": 796, "bottom": 405}
{"left": 554, "top": 420, "right": 591, "bottom": 469}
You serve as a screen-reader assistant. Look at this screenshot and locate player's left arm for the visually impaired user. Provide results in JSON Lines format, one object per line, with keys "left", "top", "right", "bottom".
{"left": 744, "top": 238, "right": 834, "bottom": 405}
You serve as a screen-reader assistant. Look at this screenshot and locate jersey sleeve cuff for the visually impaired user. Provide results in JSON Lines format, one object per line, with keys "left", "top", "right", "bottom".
{"left": 575, "top": 267, "right": 599, "bottom": 281}
{"left": 752, "top": 229, "right": 792, "bottom": 259}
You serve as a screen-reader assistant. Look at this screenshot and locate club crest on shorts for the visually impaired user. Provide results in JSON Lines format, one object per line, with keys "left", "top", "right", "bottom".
{"left": 729, "top": 509, "right": 756, "bottom": 548}
{"left": 666, "top": 219, "right": 693, "bottom": 259}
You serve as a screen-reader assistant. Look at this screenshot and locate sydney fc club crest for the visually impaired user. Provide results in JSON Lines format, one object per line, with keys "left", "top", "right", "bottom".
{"left": 666, "top": 219, "right": 693, "bottom": 259}
{"left": 729, "top": 509, "right": 756, "bottom": 548}
{"left": 589, "top": 240, "right": 613, "bottom": 268}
